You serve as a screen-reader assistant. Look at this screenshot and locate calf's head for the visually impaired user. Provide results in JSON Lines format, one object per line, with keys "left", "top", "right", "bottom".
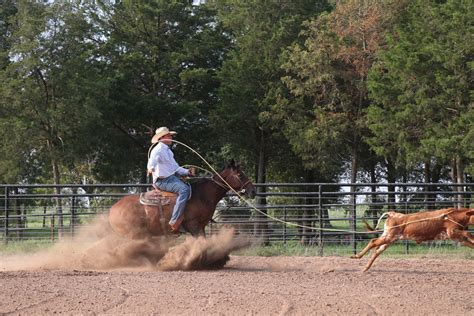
{"left": 468, "top": 210, "right": 474, "bottom": 226}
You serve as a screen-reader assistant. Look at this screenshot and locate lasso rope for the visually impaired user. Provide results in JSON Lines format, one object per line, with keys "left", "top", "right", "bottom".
{"left": 165, "top": 139, "right": 463, "bottom": 234}
{"left": 182, "top": 164, "right": 214, "bottom": 177}
{"left": 169, "top": 139, "right": 363, "bottom": 234}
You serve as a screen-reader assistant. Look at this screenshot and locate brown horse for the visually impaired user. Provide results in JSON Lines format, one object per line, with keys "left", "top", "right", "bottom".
{"left": 109, "top": 160, "right": 256, "bottom": 239}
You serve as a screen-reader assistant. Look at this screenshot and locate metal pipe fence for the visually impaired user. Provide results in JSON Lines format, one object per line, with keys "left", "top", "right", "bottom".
{"left": 1, "top": 183, "right": 473, "bottom": 255}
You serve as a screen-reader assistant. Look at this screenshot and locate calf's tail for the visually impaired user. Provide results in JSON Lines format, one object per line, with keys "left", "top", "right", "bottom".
{"left": 363, "top": 212, "right": 391, "bottom": 231}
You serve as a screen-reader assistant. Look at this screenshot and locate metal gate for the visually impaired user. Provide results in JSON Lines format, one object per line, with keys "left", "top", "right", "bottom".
{"left": 1, "top": 183, "right": 473, "bottom": 255}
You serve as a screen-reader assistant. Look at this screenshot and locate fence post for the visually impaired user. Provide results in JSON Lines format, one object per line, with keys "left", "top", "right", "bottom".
{"left": 404, "top": 198, "right": 410, "bottom": 255}
{"left": 51, "top": 214, "right": 55, "bottom": 241}
{"left": 71, "top": 195, "right": 76, "bottom": 237}
{"left": 318, "top": 184, "right": 323, "bottom": 256}
{"left": 4, "top": 186, "right": 9, "bottom": 244}
{"left": 351, "top": 186, "right": 357, "bottom": 255}
{"left": 283, "top": 207, "right": 287, "bottom": 245}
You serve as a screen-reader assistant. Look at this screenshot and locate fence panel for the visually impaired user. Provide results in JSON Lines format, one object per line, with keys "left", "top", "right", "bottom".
{"left": 1, "top": 183, "right": 473, "bottom": 255}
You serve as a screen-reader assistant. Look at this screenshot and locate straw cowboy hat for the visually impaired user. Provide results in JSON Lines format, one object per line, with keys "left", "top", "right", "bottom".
{"left": 151, "top": 127, "right": 177, "bottom": 144}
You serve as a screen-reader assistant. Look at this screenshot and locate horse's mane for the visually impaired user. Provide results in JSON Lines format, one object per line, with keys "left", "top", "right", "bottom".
{"left": 189, "top": 177, "right": 214, "bottom": 189}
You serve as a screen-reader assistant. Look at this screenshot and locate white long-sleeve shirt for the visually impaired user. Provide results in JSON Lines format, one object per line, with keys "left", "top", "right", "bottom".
{"left": 147, "top": 142, "right": 189, "bottom": 181}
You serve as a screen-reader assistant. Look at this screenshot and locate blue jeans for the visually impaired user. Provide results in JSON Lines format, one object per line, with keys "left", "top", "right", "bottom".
{"left": 154, "top": 175, "right": 191, "bottom": 225}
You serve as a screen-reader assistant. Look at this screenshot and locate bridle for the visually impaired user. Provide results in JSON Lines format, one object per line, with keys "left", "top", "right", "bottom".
{"left": 212, "top": 173, "right": 251, "bottom": 194}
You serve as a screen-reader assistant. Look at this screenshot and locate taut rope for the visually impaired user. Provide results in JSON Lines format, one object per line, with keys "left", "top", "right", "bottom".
{"left": 162, "top": 139, "right": 465, "bottom": 234}
{"left": 168, "top": 139, "right": 361, "bottom": 234}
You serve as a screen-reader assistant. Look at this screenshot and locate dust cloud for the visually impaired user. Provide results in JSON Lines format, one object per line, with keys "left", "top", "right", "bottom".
{"left": 0, "top": 215, "right": 251, "bottom": 272}
{"left": 157, "top": 228, "right": 251, "bottom": 271}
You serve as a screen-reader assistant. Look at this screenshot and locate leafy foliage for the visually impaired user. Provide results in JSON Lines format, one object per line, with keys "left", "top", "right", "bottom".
{"left": 209, "top": 0, "right": 329, "bottom": 181}
{"left": 0, "top": 2, "right": 104, "bottom": 184}
{"left": 273, "top": 0, "right": 405, "bottom": 180}
{"left": 367, "top": 0, "right": 473, "bottom": 174}
{"left": 0, "top": 0, "right": 472, "bottom": 186}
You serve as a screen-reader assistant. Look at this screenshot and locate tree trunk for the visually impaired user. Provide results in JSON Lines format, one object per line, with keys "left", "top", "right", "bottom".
{"left": 300, "top": 171, "right": 315, "bottom": 245}
{"left": 386, "top": 160, "right": 396, "bottom": 210}
{"left": 46, "top": 136, "right": 63, "bottom": 236}
{"left": 431, "top": 161, "right": 442, "bottom": 209}
{"left": 456, "top": 156, "right": 464, "bottom": 208}
{"left": 50, "top": 149, "right": 63, "bottom": 237}
{"left": 350, "top": 145, "right": 358, "bottom": 249}
{"left": 401, "top": 171, "right": 408, "bottom": 213}
{"left": 350, "top": 147, "right": 358, "bottom": 185}
{"left": 451, "top": 158, "right": 457, "bottom": 207}
{"left": 369, "top": 164, "right": 378, "bottom": 228}
{"left": 13, "top": 187, "right": 21, "bottom": 239}
{"left": 423, "top": 160, "right": 431, "bottom": 210}
{"left": 254, "top": 128, "right": 269, "bottom": 245}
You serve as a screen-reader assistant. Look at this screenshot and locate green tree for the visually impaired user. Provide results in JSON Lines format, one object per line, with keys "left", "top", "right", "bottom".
{"left": 208, "top": 0, "right": 329, "bottom": 243}
{"left": 275, "top": 0, "right": 406, "bottom": 185}
{"left": 366, "top": 0, "right": 473, "bottom": 195}
{"left": 0, "top": 0, "right": 16, "bottom": 69}
{"left": 210, "top": 0, "right": 329, "bottom": 179}
{"left": 0, "top": 2, "right": 106, "bottom": 227}
{"left": 92, "top": 0, "right": 229, "bottom": 183}
{"left": 0, "top": 0, "right": 20, "bottom": 183}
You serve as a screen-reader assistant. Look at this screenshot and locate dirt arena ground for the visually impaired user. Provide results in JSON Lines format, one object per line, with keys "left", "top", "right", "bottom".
{"left": 1, "top": 255, "right": 473, "bottom": 315}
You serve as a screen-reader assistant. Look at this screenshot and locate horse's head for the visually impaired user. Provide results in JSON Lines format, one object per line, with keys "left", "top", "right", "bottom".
{"left": 217, "top": 160, "right": 256, "bottom": 199}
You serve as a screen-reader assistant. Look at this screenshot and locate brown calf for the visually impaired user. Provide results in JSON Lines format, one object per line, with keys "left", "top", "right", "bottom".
{"left": 351, "top": 208, "right": 474, "bottom": 271}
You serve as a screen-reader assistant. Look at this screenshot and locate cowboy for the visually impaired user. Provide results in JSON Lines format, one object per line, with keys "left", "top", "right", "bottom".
{"left": 147, "top": 127, "right": 195, "bottom": 232}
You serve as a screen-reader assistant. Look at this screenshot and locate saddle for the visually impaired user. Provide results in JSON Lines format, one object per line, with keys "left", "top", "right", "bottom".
{"left": 139, "top": 189, "right": 177, "bottom": 206}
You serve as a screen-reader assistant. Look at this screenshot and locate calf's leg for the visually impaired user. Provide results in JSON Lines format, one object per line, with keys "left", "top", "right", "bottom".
{"left": 351, "top": 236, "right": 392, "bottom": 259}
{"left": 363, "top": 243, "right": 392, "bottom": 272}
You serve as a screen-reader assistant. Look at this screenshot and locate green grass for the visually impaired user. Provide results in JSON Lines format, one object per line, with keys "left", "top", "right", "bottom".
{"left": 1, "top": 235, "right": 472, "bottom": 261}
{"left": 0, "top": 239, "right": 55, "bottom": 255}
{"left": 235, "top": 240, "right": 474, "bottom": 260}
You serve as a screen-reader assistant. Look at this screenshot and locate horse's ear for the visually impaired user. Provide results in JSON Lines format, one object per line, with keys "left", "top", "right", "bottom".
{"left": 229, "top": 159, "right": 236, "bottom": 168}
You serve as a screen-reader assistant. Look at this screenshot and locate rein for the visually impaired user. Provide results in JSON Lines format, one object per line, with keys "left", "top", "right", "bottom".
{"left": 182, "top": 164, "right": 249, "bottom": 193}
{"left": 211, "top": 175, "right": 250, "bottom": 194}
